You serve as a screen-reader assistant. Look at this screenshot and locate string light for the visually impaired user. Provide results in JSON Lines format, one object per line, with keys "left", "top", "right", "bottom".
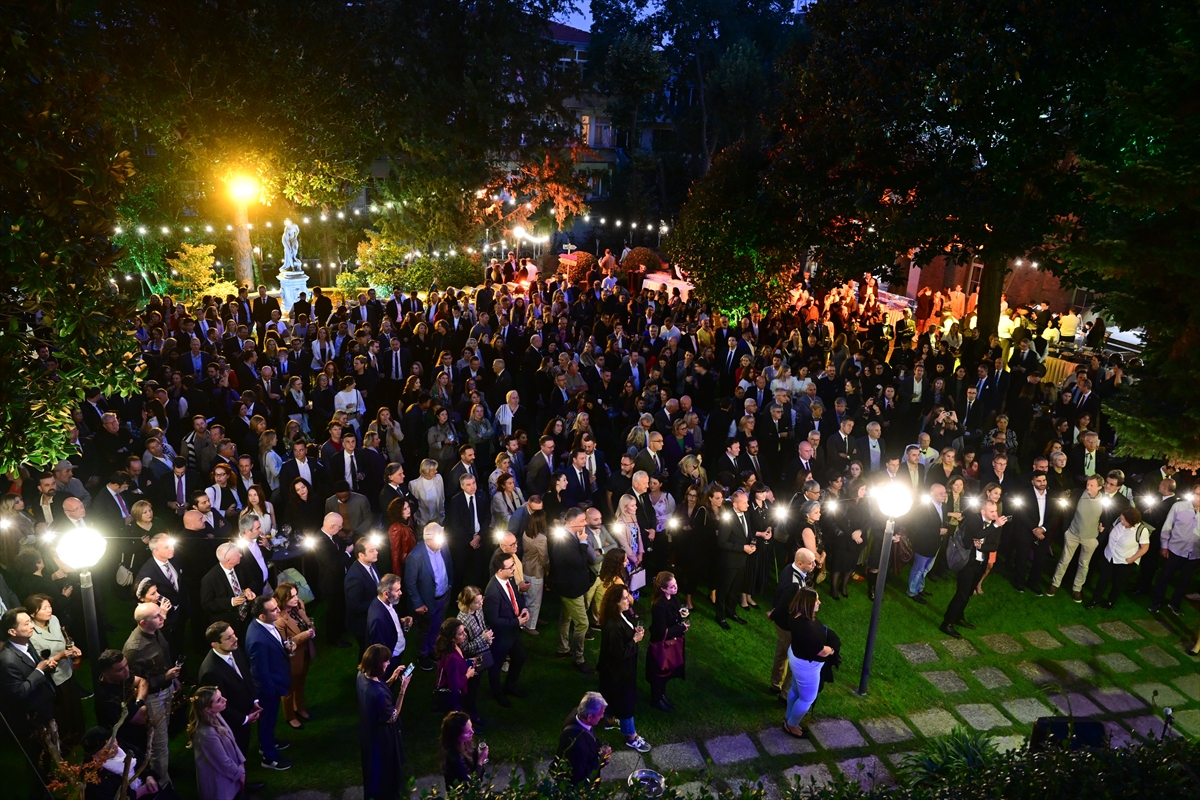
{"left": 114, "top": 227, "right": 123, "bottom": 234}
{"left": 205, "top": 225, "right": 213, "bottom": 232}
{"left": 336, "top": 211, "right": 345, "bottom": 219}
{"left": 226, "top": 225, "right": 233, "bottom": 231}
{"left": 183, "top": 226, "right": 191, "bottom": 233}
{"left": 160, "top": 226, "right": 169, "bottom": 234}
{"left": 137, "top": 227, "right": 147, "bottom": 235}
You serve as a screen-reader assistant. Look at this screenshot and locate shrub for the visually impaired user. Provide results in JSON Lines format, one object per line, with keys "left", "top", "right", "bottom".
{"left": 563, "top": 251, "right": 596, "bottom": 283}
{"left": 896, "top": 726, "right": 1000, "bottom": 788}
{"left": 620, "top": 246, "right": 662, "bottom": 275}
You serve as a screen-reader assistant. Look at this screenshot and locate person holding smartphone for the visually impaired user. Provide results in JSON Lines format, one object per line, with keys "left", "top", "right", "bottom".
{"left": 597, "top": 584, "right": 651, "bottom": 752}
{"left": 357, "top": 644, "right": 414, "bottom": 800}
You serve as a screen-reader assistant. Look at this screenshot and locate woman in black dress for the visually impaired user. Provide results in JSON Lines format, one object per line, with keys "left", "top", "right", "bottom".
{"left": 598, "top": 584, "right": 651, "bottom": 753}
{"left": 357, "top": 644, "right": 412, "bottom": 800}
{"left": 646, "top": 571, "right": 690, "bottom": 712}
{"left": 440, "top": 711, "right": 487, "bottom": 790}
{"left": 285, "top": 477, "right": 324, "bottom": 535}
{"left": 829, "top": 479, "right": 870, "bottom": 600}
{"left": 671, "top": 484, "right": 702, "bottom": 609}
{"left": 795, "top": 500, "right": 827, "bottom": 585}
{"left": 742, "top": 484, "right": 774, "bottom": 608}
{"left": 690, "top": 485, "right": 725, "bottom": 605}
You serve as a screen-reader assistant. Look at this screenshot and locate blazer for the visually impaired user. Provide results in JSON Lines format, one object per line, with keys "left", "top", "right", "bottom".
{"left": 344, "top": 560, "right": 382, "bottom": 640}
{"left": 562, "top": 467, "right": 592, "bottom": 508}
{"left": 324, "top": 492, "right": 373, "bottom": 536}
{"left": 404, "top": 542, "right": 454, "bottom": 610}
{"left": 444, "top": 490, "right": 491, "bottom": 554}
{"left": 245, "top": 619, "right": 291, "bottom": 698}
{"left": 0, "top": 643, "right": 56, "bottom": 736}
{"left": 312, "top": 531, "right": 351, "bottom": 603}
{"left": 234, "top": 540, "right": 273, "bottom": 596}
{"left": 277, "top": 457, "right": 329, "bottom": 498}
{"left": 366, "top": 597, "right": 403, "bottom": 655}
{"left": 482, "top": 574, "right": 525, "bottom": 650}
{"left": 197, "top": 648, "right": 258, "bottom": 734}
{"left": 524, "top": 450, "right": 554, "bottom": 497}
{"left": 200, "top": 563, "right": 246, "bottom": 627}
{"left": 134, "top": 556, "right": 188, "bottom": 622}
{"left": 557, "top": 717, "right": 601, "bottom": 785}
{"left": 193, "top": 721, "right": 247, "bottom": 800}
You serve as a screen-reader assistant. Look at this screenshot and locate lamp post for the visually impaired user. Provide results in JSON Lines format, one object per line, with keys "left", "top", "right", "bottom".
{"left": 228, "top": 175, "right": 259, "bottom": 288}
{"left": 54, "top": 527, "right": 107, "bottom": 684}
{"left": 858, "top": 482, "right": 912, "bottom": 695}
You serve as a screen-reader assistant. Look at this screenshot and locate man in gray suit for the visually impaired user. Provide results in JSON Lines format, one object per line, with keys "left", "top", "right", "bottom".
{"left": 324, "top": 481, "right": 373, "bottom": 538}
{"left": 524, "top": 435, "right": 556, "bottom": 497}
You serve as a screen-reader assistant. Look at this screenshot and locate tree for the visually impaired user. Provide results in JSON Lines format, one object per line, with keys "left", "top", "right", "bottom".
{"left": 603, "top": 33, "right": 670, "bottom": 215}
{"left": 1046, "top": 1, "right": 1200, "bottom": 467}
{"left": 0, "top": 4, "right": 142, "bottom": 472}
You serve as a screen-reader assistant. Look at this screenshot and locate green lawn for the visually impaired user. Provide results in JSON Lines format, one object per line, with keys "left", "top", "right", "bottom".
{"left": 6, "top": 570, "right": 1196, "bottom": 798}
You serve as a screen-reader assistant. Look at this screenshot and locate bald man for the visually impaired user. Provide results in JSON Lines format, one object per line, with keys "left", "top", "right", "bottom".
{"left": 768, "top": 548, "right": 817, "bottom": 699}
{"left": 313, "top": 512, "right": 352, "bottom": 647}
{"left": 123, "top": 602, "right": 180, "bottom": 783}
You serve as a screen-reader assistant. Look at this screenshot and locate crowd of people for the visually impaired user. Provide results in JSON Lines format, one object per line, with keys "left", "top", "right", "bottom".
{"left": 2, "top": 254, "right": 1199, "bottom": 800}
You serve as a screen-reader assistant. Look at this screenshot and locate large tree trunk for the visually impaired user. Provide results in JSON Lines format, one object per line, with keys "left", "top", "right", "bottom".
{"left": 232, "top": 202, "right": 254, "bottom": 288}
{"left": 975, "top": 256, "right": 1007, "bottom": 340}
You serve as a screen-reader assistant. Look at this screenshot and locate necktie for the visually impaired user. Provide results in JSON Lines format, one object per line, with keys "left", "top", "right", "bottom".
{"left": 226, "top": 654, "right": 242, "bottom": 678}
{"left": 163, "top": 561, "right": 178, "bottom": 591}
{"left": 467, "top": 495, "right": 477, "bottom": 532}
{"left": 369, "top": 564, "right": 379, "bottom": 584}
{"left": 350, "top": 455, "right": 358, "bottom": 489}
{"left": 115, "top": 491, "right": 129, "bottom": 517}
{"left": 176, "top": 476, "right": 185, "bottom": 506}
{"left": 737, "top": 513, "right": 748, "bottom": 541}
{"left": 229, "top": 569, "right": 242, "bottom": 595}
{"left": 1085, "top": 452, "right": 1094, "bottom": 474}
{"left": 394, "top": 351, "right": 401, "bottom": 377}
{"left": 505, "top": 579, "right": 519, "bottom": 615}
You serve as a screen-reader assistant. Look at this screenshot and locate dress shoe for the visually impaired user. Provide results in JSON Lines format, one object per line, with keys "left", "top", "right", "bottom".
{"left": 957, "top": 619, "right": 976, "bottom": 630}
{"left": 919, "top": 590, "right": 932, "bottom": 597}
{"left": 494, "top": 694, "right": 513, "bottom": 708}
{"left": 730, "top": 614, "right": 748, "bottom": 625}
{"left": 651, "top": 699, "right": 673, "bottom": 712}
{"left": 939, "top": 623, "right": 961, "bottom": 639}
{"left": 716, "top": 619, "right": 731, "bottom": 630}
{"left": 1046, "top": 584, "right": 1059, "bottom": 597}
{"left": 1071, "top": 591, "right": 1083, "bottom": 603}
{"left": 523, "top": 627, "right": 540, "bottom": 635}
{"left": 574, "top": 662, "right": 596, "bottom": 676}
{"left": 419, "top": 656, "right": 436, "bottom": 671}
{"left": 910, "top": 594, "right": 927, "bottom": 605}
{"left": 555, "top": 650, "right": 573, "bottom": 659}
{"left": 507, "top": 686, "right": 529, "bottom": 698}
{"left": 1186, "top": 648, "right": 1200, "bottom": 658}
{"left": 246, "top": 781, "right": 267, "bottom": 793}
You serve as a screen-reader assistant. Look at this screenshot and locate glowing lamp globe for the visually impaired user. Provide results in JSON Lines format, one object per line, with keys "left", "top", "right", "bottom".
{"left": 56, "top": 527, "right": 107, "bottom": 571}
{"left": 875, "top": 482, "right": 913, "bottom": 520}
{"left": 228, "top": 176, "right": 259, "bottom": 203}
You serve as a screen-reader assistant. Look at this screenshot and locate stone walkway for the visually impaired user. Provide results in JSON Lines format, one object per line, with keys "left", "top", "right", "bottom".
{"left": 277, "top": 620, "right": 1197, "bottom": 800}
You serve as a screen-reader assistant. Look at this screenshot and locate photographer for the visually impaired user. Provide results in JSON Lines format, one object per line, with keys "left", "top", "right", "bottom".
{"left": 922, "top": 405, "right": 960, "bottom": 451}
{"left": 556, "top": 691, "right": 612, "bottom": 785}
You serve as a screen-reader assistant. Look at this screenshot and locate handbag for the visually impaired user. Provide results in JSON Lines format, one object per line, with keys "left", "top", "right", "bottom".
{"left": 890, "top": 534, "right": 914, "bottom": 575}
{"left": 946, "top": 530, "right": 972, "bottom": 573}
{"left": 115, "top": 554, "right": 136, "bottom": 588}
{"left": 647, "top": 636, "right": 685, "bottom": 676}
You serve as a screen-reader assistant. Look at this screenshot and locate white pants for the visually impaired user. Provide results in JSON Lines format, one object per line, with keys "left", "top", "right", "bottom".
{"left": 524, "top": 575, "right": 545, "bottom": 629}
{"left": 145, "top": 686, "right": 174, "bottom": 784}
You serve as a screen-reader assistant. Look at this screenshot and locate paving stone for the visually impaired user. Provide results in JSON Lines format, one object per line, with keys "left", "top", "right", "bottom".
{"left": 1127, "top": 715, "right": 1180, "bottom": 740}
{"left": 758, "top": 727, "right": 816, "bottom": 756}
{"left": 1174, "top": 710, "right": 1200, "bottom": 738}
{"left": 1090, "top": 687, "right": 1146, "bottom": 713}
{"left": 343, "top": 788, "right": 363, "bottom": 800}
{"left": 1136, "top": 644, "right": 1179, "bottom": 668}
{"left": 1016, "top": 661, "right": 1056, "bottom": 683}
{"left": 1059, "top": 625, "right": 1104, "bottom": 646}
{"left": 411, "top": 776, "right": 445, "bottom": 798}
{"left": 1132, "top": 618, "right": 1171, "bottom": 637}
{"left": 993, "top": 735, "right": 1027, "bottom": 753}
{"left": 809, "top": 718, "right": 868, "bottom": 749}
{"left": 782, "top": 764, "right": 833, "bottom": 793}
{"left": 673, "top": 782, "right": 706, "bottom": 798}
{"left": 972, "top": 666, "right": 1012, "bottom": 689}
{"left": 281, "top": 792, "right": 332, "bottom": 800}
{"left": 1132, "top": 682, "right": 1186, "bottom": 708}
{"left": 1096, "top": 621, "right": 1143, "bottom": 641}
{"left": 727, "top": 776, "right": 780, "bottom": 800}
{"left": 836, "top": 756, "right": 893, "bottom": 791}
{"left": 1096, "top": 653, "right": 1141, "bottom": 673}
{"left": 488, "top": 766, "right": 525, "bottom": 791}
{"left": 922, "top": 670, "right": 969, "bottom": 693}
{"left": 1104, "top": 721, "right": 1135, "bottom": 748}
{"left": 649, "top": 741, "right": 705, "bottom": 772}
{"left": 704, "top": 732, "right": 759, "bottom": 765}
{"left": 1022, "top": 630, "right": 1063, "bottom": 650}
{"left": 895, "top": 642, "right": 940, "bottom": 665}
{"left": 1048, "top": 692, "right": 1101, "bottom": 717}
{"left": 1172, "top": 673, "right": 1200, "bottom": 701}
{"left": 1055, "top": 659, "right": 1097, "bottom": 680}
{"left": 860, "top": 716, "right": 915, "bottom": 744}
{"left": 886, "top": 751, "right": 918, "bottom": 767}
{"left": 980, "top": 633, "right": 1024, "bottom": 654}
{"left": 954, "top": 703, "right": 1011, "bottom": 731}
{"left": 908, "top": 708, "right": 959, "bottom": 738}
{"left": 600, "top": 750, "right": 644, "bottom": 782}
{"left": 1003, "top": 697, "right": 1053, "bottom": 724}
{"left": 940, "top": 638, "right": 979, "bottom": 659}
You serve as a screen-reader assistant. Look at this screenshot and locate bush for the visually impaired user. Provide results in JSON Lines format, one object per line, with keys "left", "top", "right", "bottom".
{"left": 563, "top": 251, "right": 596, "bottom": 283}
{"left": 896, "top": 726, "right": 1000, "bottom": 788}
{"left": 620, "top": 246, "right": 663, "bottom": 275}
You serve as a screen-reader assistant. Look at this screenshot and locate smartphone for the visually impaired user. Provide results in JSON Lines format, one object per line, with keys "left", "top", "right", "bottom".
{"left": 403, "top": 662, "right": 416, "bottom": 679}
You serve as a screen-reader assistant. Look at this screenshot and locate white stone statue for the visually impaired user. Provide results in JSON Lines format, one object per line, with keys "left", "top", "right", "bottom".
{"left": 281, "top": 218, "right": 302, "bottom": 272}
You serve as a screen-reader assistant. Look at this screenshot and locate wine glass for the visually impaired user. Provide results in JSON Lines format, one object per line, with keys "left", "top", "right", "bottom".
{"left": 477, "top": 739, "right": 489, "bottom": 765}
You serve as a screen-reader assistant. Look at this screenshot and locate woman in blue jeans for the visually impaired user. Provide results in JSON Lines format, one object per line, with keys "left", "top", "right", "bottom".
{"left": 784, "top": 588, "right": 839, "bottom": 738}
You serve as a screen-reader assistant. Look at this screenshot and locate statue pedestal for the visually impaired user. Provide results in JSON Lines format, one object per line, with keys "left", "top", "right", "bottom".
{"left": 278, "top": 270, "right": 311, "bottom": 317}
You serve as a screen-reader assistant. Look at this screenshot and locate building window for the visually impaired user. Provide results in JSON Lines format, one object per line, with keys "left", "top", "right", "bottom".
{"left": 580, "top": 115, "right": 591, "bottom": 146}
{"left": 593, "top": 122, "right": 612, "bottom": 148}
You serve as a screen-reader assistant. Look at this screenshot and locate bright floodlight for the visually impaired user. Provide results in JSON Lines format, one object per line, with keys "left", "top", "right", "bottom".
{"left": 228, "top": 176, "right": 258, "bottom": 202}
{"left": 875, "top": 482, "right": 912, "bottom": 519}
{"left": 56, "top": 527, "right": 107, "bottom": 571}
{"left": 513, "top": 226, "right": 527, "bottom": 239}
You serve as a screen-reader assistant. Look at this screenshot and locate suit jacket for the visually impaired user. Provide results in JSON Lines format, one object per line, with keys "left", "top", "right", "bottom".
{"left": 444, "top": 491, "right": 491, "bottom": 555}
{"left": 904, "top": 500, "right": 947, "bottom": 558}
{"left": 483, "top": 574, "right": 525, "bottom": 650}
{"left": 737, "top": 452, "right": 766, "bottom": 481}
{"left": 234, "top": 540, "right": 273, "bottom": 596}
{"left": 717, "top": 509, "right": 754, "bottom": 569}
{"left": 447, "top": 461, "right": 481, "bottom": 499}
{"left": 134, "top": 557, "right": 188, "bottom": 623}
{"left": 251, "top": 296, "right": 281, "bottom": 326}
{"left": 329, "top": 450, "right": 370, "bottom": 494}
{"left": 1067, "top": 445, "right": 1109, "bottom": 482}
{"left": 0, "top": 643, "right": 56, "bottom": 736}
{"left": 91, "top": 486, "right": 131, "bottom": 530}
{"left": 404, "top": 543, "right": 453, "bottom": 610}
{"left": 562, "top": 466, "right": 592, "bottom": 508}
{"left": 634, "top": 448, "right": 666, "bottom": 480}
{"left": 246, "top": 620, "right": 290, "bottom": 698}
{"left": 557, "top": 717, "right": 601, "bottom": 785}
{"left": 524, "top": 450, "right": 554, "bottom": 497}
{"left": 366, "top": 597, "right": 403, "bottom": 655}
{"left": 313, "top": 531, "right": 351, "bottom": 604}
{"left": 344, "top": 560, "right": 382, "bottom": 640}
{"left": 278, "top": 457, "right": 329, "bottom": 500}
{"left": 957, "top": 510, "right": 1002, "bottom": 554}
{"left": 197, "top": 648, "right": 257, "bottom": 736}
{"left": 855, "top": 436, "right": 888, "bottom": 471}
{"left": 200, "top": 563, "right": 244, "bottom": 626}
{"left": 324, "top": 492, "right": 372, "bottom": 536}
{"left": 824, "top": 431, "right": 859, "bottom": 471}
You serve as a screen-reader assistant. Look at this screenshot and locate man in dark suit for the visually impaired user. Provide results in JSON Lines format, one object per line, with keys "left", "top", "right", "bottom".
{"left": 563, "top": 448, "right": 593, "bottom": 508}
{"left": 311, "top": 287, "right": 333, "bottom": 326}
{"left": 135, "top": 533, "right": 189, "bottom": 656}
{"left": 200, "top": 542, "right": 257, "bottom": 633}
{"left": 404, "top": 524, "right": 454, "bottom": 670}
{"left": 182, "top": 337, "right": 213, "bottom": 379}
{"left": 482, "top": 549, "right": 529, "bottom": 707}
{"left": 92, "top": 470, "right": 135, "bottom": 530}
{"left": 246, "top": 596, "right": 291, "bottom": 770}
{"left": 251, "top": 286, "right": 281, "bottom": 342}
{"left": 633, "top": 432, "right": 667, "bottom": 480}
{"left": 716, "top": 439, "right": 742, "bottom": 480}
{"left": 523, "top": 436, "right": 556, "bottom": 498}
{"left": 197, "top": 621, "right": 261, "bottom": 760}
{"left": 824, "top": 419, "right": 859, "bottom": 477}
{"left": 344, "top": 537, "right": 383, "bottom": 654}
{"left": 444, "top": 474, "right": 491, "bottom": 593}
{"left": 447, "top": 445, "right": 480, "bottom": 501}
{"left": 366, "top": 574, "right": 412, "bottom": 658}
{"left": 1009, "top": 471, "right": 1057, "bottom": 594}
{"left": 715, "top": 490, "right": 756, "bottom": 630}
{"left": 0, "top": 607, "right": 60, "bottom": 762}
{"left": 768, "top": 548, "right": 815, "bottom": 697}
{"left": 940, "top": 499, "right": 1005, "bottom": 638}
{"left": 904, "top": 483, "right": 948, "bottom": 603}
{"left": 556, "top": 692, "right": 610, "bottom": 785}
{"left": 1068, "top": 432, "right": 1108, "bottom": 484}
{"left": 313, "top": 512, "right": 352, "bottom": 648}
{"left": 277, "top": 442, "right": 328, "bottom": 503}
{"left": 737, "top": 438, "right": 767, "bottom": 482}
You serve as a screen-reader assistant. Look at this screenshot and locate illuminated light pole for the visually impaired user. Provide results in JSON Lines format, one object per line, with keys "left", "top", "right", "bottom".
{"left": 55, "top": 527, "right": 107, "bottom": 683}
{"left": 228, "top": 175, "right": 259, "bottom": 288}
{"left": 858, "top": 482, "right": 913, "bottom": 695}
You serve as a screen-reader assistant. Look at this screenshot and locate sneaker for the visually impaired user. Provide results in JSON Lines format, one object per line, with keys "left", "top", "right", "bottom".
{"left": 1046, "top": 585, "right": 1059, "bottom": 597}
{"left": 419, "top": 656, "right": 435, "bottom": 671}
{"left": 1071, "top": 591, "right": 1083, "bottom": 603}
{"left": 1168, "top": 604, "right": 1183, "bottom": 616}
{"left": 261, "top": 759, "right": 292, "bottom": 771}
{"left": 626, "top": 735, "right": 652, "bottom": 753}
{"left": 1148, "top": 604, "right": 1161, "bottom": 613}
{"left": 522, "top": 627, "right": 540, "bottom": 635}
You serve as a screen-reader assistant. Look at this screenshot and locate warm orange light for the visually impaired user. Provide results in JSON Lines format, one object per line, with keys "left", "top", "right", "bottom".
{"left": 228, "top": 176, "right": 258, "bottom": 203}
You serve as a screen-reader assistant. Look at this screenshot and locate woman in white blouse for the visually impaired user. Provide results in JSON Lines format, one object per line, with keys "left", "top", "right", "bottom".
{"left": 615, "top": 494, "right": 643, "bottom": 569}
{"left": 409, "top": 458, "right": 446, "bottom": 526}
{"left": 310, "top": 327, "right": 336, "bottom": 371}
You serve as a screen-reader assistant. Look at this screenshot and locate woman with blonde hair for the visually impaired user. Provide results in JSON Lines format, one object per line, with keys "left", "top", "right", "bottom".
{"left": 188, "top": 686, "right": 246, "bottom": 800}
{"left": 369, "top": 406, "right": 405, "bottom": 466}
{"left": 274, "top": 582, "right": 316, "bottom": 729}
{"left": 259, "top": 430, "right": 283, "bottom": 492}
{"left": 409, "top": 458, "right": 446, "bottom": 526}
{"left": 615, "top": 494, "right": 643, "bottom": 568}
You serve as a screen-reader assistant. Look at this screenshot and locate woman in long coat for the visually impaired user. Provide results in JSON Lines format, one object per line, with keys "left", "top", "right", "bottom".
{"left": 357, "top": 644, "right": 413, "bottom": 800}
{"left": 597, "top": 584, "right": 651, "bottom": 753}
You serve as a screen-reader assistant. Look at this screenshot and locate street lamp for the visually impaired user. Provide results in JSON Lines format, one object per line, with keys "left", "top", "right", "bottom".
{"left": 55, "top": 527, "right": 107, "bottom": 677}
{"left": 858, "top": 482, "right": 912, "bottom": 695}
{"left": 227, "top": 175, "right": 260, "bottom": 288}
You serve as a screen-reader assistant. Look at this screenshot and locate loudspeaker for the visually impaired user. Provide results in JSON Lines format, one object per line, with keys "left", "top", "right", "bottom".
{"left": 1029, "top": 716, "right": 1107, "bottom": 750}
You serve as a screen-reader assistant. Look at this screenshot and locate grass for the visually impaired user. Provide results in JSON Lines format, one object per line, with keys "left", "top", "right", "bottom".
{"left": 5, "top": 566, "right": 1197, "bottom": 799}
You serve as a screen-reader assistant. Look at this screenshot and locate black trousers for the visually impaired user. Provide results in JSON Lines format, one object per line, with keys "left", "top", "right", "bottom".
{"left": 1012, "top": 531, "right": 1053, "bottom": 591}
{"left": 1135, "top": 532, "right": 1162, "bottom": 593}
{"left": 943, "top": 558, "right": 985, "bottom": 626}
{"left": 716, "top": 563, "right": 745, "bottom": 622}
{"left": 1152, "top": 552, "right": 1199, "bottom": 608}
{"left": 1090, "top": 558, "right": 1134, "bottom": 605}
{"left": 488, "top": 635, "right": 526, "bottom": 698}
